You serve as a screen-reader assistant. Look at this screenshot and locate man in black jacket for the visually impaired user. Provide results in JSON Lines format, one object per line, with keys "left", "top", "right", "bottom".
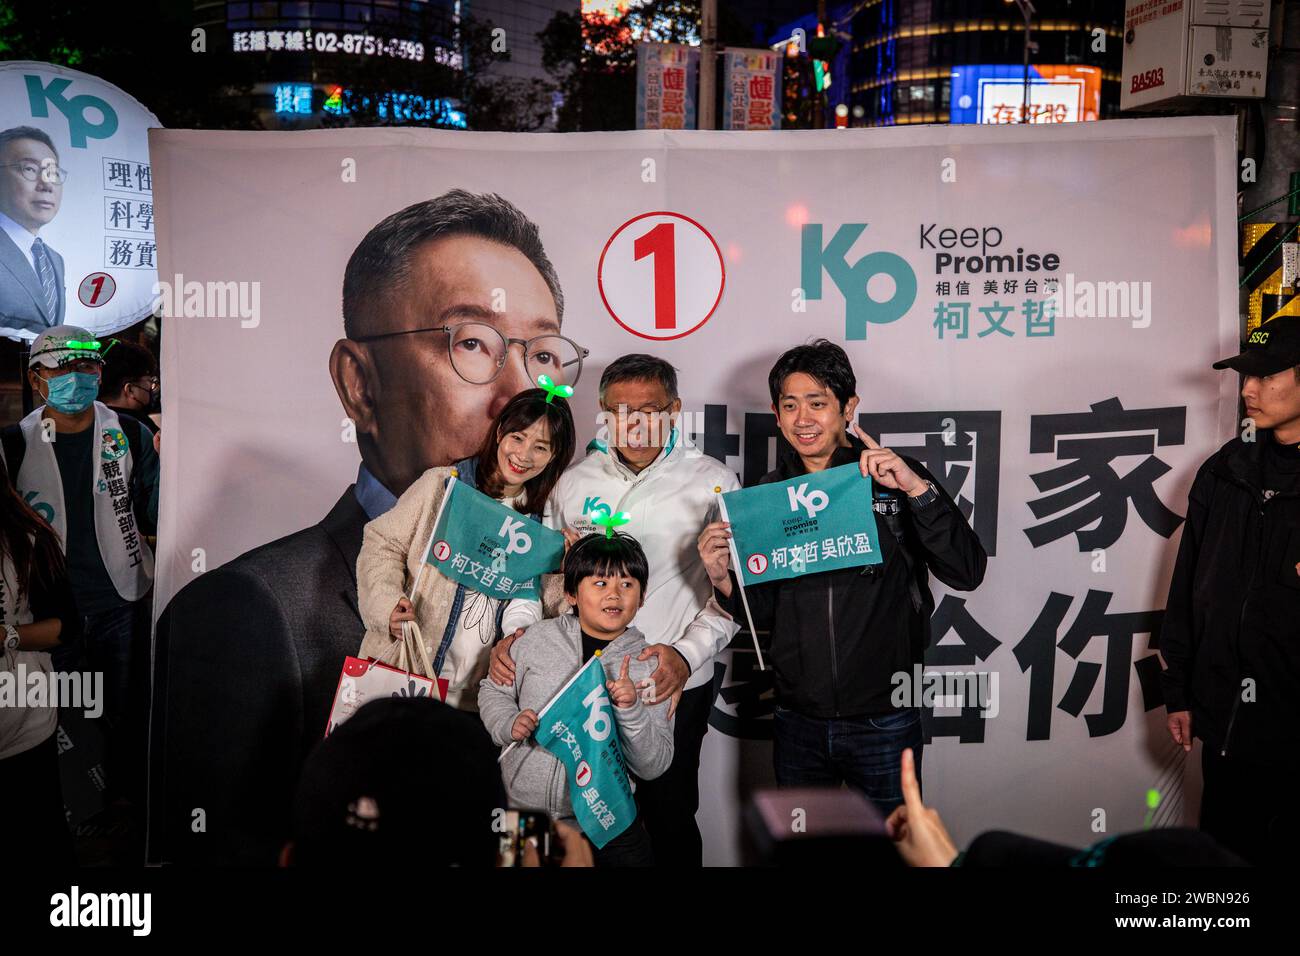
{"left": 698, "top": 340, "right": 986, "bottom": 817}
{"left": 1161, "top": 314, "right": 1300, "bottom": 866}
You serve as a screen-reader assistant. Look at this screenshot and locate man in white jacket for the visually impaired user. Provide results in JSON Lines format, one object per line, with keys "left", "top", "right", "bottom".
{"left": 490, "top": 354, "right": 739, "bottom": 866}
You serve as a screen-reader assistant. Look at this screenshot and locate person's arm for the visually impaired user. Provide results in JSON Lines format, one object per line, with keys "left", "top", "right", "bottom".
{"left": 478, "top": 637, "right": 527, "bottom": 747}
{"left": 613, "top": 659, "right": 675, "bottom": 780}
{"left": 355, "top": 470, "right": 441, "bottom": 637}
{"left": 1159, "top": 459, "right": 1211, "bottom": 719}
{"left": 664, "top": 597, "right": 739, "bottom": 678}
{"left": 129, "top": 417, "right": 160, "bottom": 534}
{"left": 900, "top": 459, "right": 987, "bottom": 591}
{"left": 20, "top": 559, "right": 80, "bottom": 650}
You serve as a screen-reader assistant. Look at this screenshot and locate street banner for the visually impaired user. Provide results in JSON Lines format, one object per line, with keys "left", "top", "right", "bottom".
{"left": 722, "top": 462, "right": 883, "bottom": 585}
{"left": 722, "top": 48, "right": 782, "bottom": 131}
{"left": 534, "top": 654, "right": 637, "bottom": 849}
{"left": 425, "top": 477, "right": 565, "bottom": 600}
{"left": 635, "top": 42, "right": 698, "bottom": 130}
{"left": 0, "top": 62, "right": 162, "bottom": 342}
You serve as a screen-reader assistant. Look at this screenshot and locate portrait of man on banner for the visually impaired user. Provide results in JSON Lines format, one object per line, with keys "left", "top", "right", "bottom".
{"left": 152, "top": 188, "right": 571, "bottom": 865}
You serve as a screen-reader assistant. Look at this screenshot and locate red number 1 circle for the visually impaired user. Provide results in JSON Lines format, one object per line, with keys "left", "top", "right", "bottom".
{"left": 432, "top": 540, "right": 451, "bottom": 561}
{"left": 746, "top": 553, "right": 768, "bottom": 576}
{"left": 597, "top": 211, "right": 725, "bottom": 341}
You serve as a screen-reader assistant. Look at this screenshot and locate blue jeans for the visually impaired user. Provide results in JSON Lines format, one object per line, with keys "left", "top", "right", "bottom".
{"left": 772, "top": 706, "right": 923, "bottom": 819}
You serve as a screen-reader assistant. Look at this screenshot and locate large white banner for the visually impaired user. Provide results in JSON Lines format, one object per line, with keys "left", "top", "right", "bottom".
{"left": 151, "top": 119, "right": 1238, "bottom": 865}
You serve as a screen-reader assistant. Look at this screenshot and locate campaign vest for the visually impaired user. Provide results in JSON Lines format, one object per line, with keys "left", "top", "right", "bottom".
{"left": 13, "top": 402, "right": 154, "bottom": 602}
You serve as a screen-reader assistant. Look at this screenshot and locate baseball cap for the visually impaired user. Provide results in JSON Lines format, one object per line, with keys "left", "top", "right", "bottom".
{"left": 27, "top": 325, "right": 106, "bottom": 369}
{"left": 1213, "top": 315, "right": 1300, "bottom": 377}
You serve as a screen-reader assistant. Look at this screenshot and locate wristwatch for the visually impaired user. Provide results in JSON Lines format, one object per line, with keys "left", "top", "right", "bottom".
{"left": 3, "top": 625, "right": 19, "bottom": 652}
{"left": 907, "top": 480, "right": 941, "bottom": 510}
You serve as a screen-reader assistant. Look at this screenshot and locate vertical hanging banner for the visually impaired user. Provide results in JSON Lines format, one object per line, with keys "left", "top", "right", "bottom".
{"left": 0, "top": 62, "right": 162, "bottom": 342}
{"left": 636, "top": 43, "right": 698, "bottom": 130}
{"left": 722, "top": 48, "right": 782, "bottom": 131}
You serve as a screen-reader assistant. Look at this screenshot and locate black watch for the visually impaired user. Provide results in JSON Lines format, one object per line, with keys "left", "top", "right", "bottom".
{"left": 907, "top": 480, "right": 941, "bottom": 510}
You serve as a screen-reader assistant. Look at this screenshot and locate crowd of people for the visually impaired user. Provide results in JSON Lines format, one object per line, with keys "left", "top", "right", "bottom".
{"left": 4, "top": 188, "right": 1297, "bottom": 870}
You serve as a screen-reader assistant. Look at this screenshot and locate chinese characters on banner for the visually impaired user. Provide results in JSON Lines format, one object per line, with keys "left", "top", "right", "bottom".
{"left": 721, "top": 463, "right": 882, "bottom": 586}
{"left": 426, "top": 477, "right": 566, "bottom": 600}
{"left": 636, "top": 43, "right": 698, "bottom": 130}
{"left": 533, "top": 657, "right": 637, "bottom": 849}
{"left": 103, "top": 157, "right": 154, "bottom": 270}
{"left": 722, "top": 48, "right": 782, "bottom": 131}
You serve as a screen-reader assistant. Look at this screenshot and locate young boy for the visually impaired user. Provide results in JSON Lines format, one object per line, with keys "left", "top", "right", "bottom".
{"left": 478, "top": 532, "right": 673, "bottom": 866}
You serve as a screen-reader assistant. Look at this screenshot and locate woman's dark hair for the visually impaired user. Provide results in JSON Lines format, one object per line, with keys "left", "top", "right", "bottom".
{"left": 0, "top": 465, "right": 66, "bottom": 603}
{"left": 562, "top": 532, "right": 649, "bottom": 598}
{"left": 475, "top": 388, "right": 575, "bottom": 513}
{"left": 767, "top": 338, "right": 857, "bottom": 410}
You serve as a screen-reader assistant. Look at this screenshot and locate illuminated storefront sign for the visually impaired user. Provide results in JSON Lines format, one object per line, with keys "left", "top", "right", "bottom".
{"left": 950, "top": 65, "right": 1101, "bottom": 124}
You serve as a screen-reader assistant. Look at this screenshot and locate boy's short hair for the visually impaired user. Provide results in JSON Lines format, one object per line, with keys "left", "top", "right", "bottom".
{"left": 767, "top": 338, "right": 857, "bottom": 410}
{"left": 562, "top": 532, "right": 649, "bottom": 598}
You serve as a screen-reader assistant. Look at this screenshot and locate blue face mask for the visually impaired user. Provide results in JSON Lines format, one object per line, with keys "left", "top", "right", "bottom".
{"left": 42, "top": 371, "right": 99, "bottom": 414}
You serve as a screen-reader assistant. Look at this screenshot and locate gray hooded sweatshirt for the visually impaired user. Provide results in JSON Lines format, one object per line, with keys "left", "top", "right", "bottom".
{"left": 478, "top": 613, "right": 675, "bottom": 820}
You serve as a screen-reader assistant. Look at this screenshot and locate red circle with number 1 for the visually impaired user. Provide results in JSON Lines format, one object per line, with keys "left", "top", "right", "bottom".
{"left": 432, "top": 540, "right": 451, "bottom": 561}
{"left": 78, "top": 272, "right": 116, "bottom": 308}
{"left": 597, "top": 211, "right": 725, "bottom": 341}
{"left": 746, "top": 553, "right": 768, "bottom": 576}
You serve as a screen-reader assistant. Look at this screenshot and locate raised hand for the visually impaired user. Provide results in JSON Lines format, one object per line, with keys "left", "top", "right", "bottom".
{"left": 850, "top": 422, "right": 924, "bottom": 495}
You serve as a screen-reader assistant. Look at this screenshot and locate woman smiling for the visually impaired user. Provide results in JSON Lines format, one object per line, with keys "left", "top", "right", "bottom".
{"left": 356, "top": 388, "right": 575, "bottom": 711}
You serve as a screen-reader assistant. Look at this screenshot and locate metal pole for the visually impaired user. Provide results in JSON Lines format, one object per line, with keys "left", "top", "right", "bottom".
{"left": 699, "top": 0, "right": 717, "bottom": 129}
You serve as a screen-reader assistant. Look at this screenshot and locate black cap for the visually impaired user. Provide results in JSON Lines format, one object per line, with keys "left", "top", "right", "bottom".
{"left": 289, "top": 697, "right": 506, "bottom": 866}
{"left": 1213, "top": 315, "right": 1300, "bottom": 376}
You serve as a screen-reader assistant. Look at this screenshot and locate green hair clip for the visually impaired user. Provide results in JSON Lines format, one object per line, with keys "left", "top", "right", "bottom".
{"left": 536, "top": 374, "right": 573, "bottom": 404}
{"left": 590, "top": 510, "right": 631, "bottom": 538}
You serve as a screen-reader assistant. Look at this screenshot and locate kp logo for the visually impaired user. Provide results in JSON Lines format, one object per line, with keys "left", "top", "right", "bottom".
{"left": 788, "top": 483, "right": 829, "bottom": 519}
{"left": 497, "top": 516, "right": 532, "bottom": 555}
{"left": 25, "top": 74, "right": 120, "bottom": 148}
{"left": 582, "top": 496, "right": 610, "bottom": 516}
{"left": 801, "top": 223, "right": 917, "bottom": 340}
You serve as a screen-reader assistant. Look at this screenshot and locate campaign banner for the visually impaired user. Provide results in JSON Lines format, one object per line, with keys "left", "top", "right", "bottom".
{"left": 635, "top": 42, "right": 698, "bottom": 130}
{"left": 0, "top": 62, "right": 162, "bottom": 342}
{"left": 151, "top": 117, "right": 1239, "bottom": 864}
{"left": 722, "top": 48, "right": 782, "bottom": 131}
{"left": 534, "top": 655, "right": 636, "bottom": 849}
{"left": 426, "top": 477, "right": 565, "bottom": 599}
{"left": 722, "top": 463, "right": 882, "bottom": 585}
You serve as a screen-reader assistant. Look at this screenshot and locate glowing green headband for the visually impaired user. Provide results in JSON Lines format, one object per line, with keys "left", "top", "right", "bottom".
{"left": 536, "top": 374, "right": 573, "bottom": 404}
{"left": 590, "top": 510, "right": 631, "bottom": 538}
{"left": 65, "top": 339, "right": 102, "bottom": 351}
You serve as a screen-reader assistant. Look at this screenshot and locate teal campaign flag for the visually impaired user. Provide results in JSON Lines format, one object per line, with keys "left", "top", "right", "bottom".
{"left": 425, "top": 477, "right": 565, "bottom": 599}
{"left": 534, "top": 655, "right": 636, "bottom": 849}
{"left": 721, "top": 462, "right": 883, "bottom": 586}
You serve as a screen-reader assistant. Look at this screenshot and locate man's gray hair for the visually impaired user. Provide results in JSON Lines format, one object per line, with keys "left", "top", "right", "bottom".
{"left": 599, "top": 354, "right": 679, "bottom": 404}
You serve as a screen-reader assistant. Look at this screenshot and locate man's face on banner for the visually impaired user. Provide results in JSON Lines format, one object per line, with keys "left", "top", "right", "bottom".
{"left": 344, "top": 235, "right": 561, "bottom": 495}
{"left": 0, "top": 137, "right": 63, "bottom": 233}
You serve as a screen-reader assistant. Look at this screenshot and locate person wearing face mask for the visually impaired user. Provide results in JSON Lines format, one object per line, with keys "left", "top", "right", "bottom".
{"left": 98, "top": 338, "right": 160, "bottom": 435}
{"left": 0, "top": 326, "right": 159, "bottom": 814}
{"left": 356, "top": 389, "right": 576, "bottom": 711}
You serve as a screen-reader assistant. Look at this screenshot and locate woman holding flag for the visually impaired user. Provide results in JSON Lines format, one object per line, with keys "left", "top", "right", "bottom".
{"left": 356, "top": 387, "right": 575, "bottom": 711}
